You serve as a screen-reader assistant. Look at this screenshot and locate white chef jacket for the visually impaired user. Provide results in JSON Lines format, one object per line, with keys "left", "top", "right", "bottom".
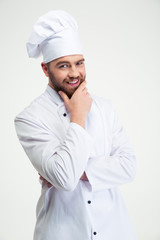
{"left": 15, "top": 85, "right": 137, "bottom": 240}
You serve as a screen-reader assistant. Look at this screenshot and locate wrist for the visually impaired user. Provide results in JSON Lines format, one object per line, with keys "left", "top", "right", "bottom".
{"left": 70, "top": 114, "right": 86, "bottom": 128}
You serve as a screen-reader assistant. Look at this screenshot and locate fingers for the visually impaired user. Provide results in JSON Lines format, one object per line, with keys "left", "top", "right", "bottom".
{"left": 47, "top": 183, "right": 53, "bottom": 188}
{"left": 82, "top": 87, "right": 88, "bottom": 94}
{"left": 39, "top": 175, "right": 44, "bottom": 181}
{"left": 58, "top": 91, "right": 69, "bottom": 106}
{"left": 75, "top": 81, "right": 90, "bottom": 96}
{"left": 80, "top": 172, "right": 88, "bottom": 181}
{"left": 76, "top": 81, "right": 87, "bottom": 92}
{"left": 39, "top": 175, "right": 53, "bottom": 188}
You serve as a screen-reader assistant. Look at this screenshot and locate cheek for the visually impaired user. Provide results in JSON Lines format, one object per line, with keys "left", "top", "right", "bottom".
{"left": 54, "top": 72, "right": 67, "bottom": 82}
{"left": 80, "top": 66, "right": 86, "bottom": 76}
{"left": 80, "top": 69, "right": 86, "bottom": 78}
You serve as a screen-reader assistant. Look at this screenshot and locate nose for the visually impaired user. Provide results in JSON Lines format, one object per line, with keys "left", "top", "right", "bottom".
{"left": 68, "top": 66, "right": 79, "bottom": 78}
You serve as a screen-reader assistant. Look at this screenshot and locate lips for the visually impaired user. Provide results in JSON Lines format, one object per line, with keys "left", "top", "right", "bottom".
{"left": 66, "top": 79, "right": 80, "bottom": 86}
{"left": 67, "top": 79, "right": 79, "bottom": 84}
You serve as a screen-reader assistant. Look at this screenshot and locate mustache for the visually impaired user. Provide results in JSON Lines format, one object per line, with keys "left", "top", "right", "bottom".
{"left": 65, "top": 75, "right": 86, "bottom": 82}
{"left": 66, "top": 76, "right": 80, "bottom": 81}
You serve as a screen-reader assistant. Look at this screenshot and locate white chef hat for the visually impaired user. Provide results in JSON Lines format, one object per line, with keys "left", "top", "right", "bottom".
{"left": 26, "top": 10, "right": 83, "bottom": 63}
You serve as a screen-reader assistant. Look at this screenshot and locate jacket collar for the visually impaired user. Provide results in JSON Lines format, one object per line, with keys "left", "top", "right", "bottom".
{"left": 46, "top": 84, "right": 64, "bottom": 106}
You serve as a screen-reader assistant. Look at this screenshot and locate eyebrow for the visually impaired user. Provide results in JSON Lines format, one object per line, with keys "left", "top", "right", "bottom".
{"left": 56, "top": 58, "right": 85, "bottom": 67}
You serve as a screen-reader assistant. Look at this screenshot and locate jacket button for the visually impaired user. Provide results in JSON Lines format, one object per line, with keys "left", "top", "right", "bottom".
{"left": 88, "top": 200, "right": 91, "bottom": 204}
{"left": 93, "top": 232, "right": 97, "bottom": 235}
{"left": 63, "top": 113, "right": 67, "bottom": 117}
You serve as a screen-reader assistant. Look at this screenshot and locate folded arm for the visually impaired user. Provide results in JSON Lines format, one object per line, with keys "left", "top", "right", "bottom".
{"left": 85, "top": 102, "right": 136, "bottom": 192}
{"left": 15, "top": 117, "right": 92, "bottom": 191}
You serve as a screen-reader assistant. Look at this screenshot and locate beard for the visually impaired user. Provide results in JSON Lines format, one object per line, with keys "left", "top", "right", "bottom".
{"left": 48, "top": 71, "right": 86, "bottom": 99}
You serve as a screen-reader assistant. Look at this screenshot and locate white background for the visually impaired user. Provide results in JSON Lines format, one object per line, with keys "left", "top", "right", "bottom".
{"left": 0, "top": 0, "right": 160, "bottom": 239}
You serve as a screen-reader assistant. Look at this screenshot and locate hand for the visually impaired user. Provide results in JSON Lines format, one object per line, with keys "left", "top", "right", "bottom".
{"left": 39, "top": 174, "right": 53, "bottom": 188}
{"left": 80, "top": 172, "right": 88, "bottom": 181}
{"left": 59, "top": 81, "right": 92, "bottom": 128}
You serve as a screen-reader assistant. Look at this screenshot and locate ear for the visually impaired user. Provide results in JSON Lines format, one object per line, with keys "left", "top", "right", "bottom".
{"left": 41, "top": 62, "right": 49, "bottom": 77}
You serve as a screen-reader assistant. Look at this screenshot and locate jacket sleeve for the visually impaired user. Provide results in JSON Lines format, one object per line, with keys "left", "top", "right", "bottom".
{"left": 15, "top": 115, "right": 93, "bottom": 191}
{"left": 85, "top": 101, "right": 136, "bottom": 192}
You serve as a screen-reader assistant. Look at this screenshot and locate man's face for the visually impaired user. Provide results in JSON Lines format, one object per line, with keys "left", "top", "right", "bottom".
{"left": 42, "top": 54, "right": 86, "bottom": 98}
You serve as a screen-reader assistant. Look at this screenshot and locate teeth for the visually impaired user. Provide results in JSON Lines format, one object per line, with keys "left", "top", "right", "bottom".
{"left": 68, "top": 80, "right": 78, "bottom": 84}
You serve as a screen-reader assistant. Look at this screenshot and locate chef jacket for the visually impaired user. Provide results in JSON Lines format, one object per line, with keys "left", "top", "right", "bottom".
{"left": 15, "top": 85, "right": 137, "bottom": 240}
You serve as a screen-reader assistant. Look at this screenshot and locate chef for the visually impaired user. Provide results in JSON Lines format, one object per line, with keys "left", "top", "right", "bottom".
{"left": 15, "top": 10, "right": 138, "bottom": 240}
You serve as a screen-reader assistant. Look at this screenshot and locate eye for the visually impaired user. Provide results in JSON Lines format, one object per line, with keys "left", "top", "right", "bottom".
{"left": 76, "top": 61, "right": 84, "bottom": 66}
{"left": 59, "top": 64, "right": 68, "bottom": 69}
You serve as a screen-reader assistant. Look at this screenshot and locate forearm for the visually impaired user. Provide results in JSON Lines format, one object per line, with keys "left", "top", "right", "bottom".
{"left": 15, "top": 118, "right": 93, "bottom": 191}
{"left": 70, "top": 114, "right": 86, "bottom": 129}
{"left": 40, "top": 171, "right": 89, "bottom": 188}
{"left": 84, "top": 98, "right": 137, "bottom": 192}
{"left": 85, "top": 153, "right": 136, "bottom": 192}
{"left": 38, "top": 124, "right": 92, "bottom": 190}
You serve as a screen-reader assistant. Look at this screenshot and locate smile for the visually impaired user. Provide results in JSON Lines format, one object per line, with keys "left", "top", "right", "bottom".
{"left": 66, "top": 79, "right": 80, "bottom": 86}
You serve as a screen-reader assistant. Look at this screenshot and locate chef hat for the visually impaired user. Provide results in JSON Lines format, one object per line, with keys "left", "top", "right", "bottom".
{"left": 26, "top": 10, "right": 83, "bottom": 63}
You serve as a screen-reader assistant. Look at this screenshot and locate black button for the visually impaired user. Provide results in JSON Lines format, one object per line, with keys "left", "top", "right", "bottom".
{"left": 63, "top": 113, "right": 67, "bottom": 117}
{"left": 93, "top": 232, "right": 97, "bottom": 235}
{"left": 88, "top": 200, "right": 91, "bottom": 204}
